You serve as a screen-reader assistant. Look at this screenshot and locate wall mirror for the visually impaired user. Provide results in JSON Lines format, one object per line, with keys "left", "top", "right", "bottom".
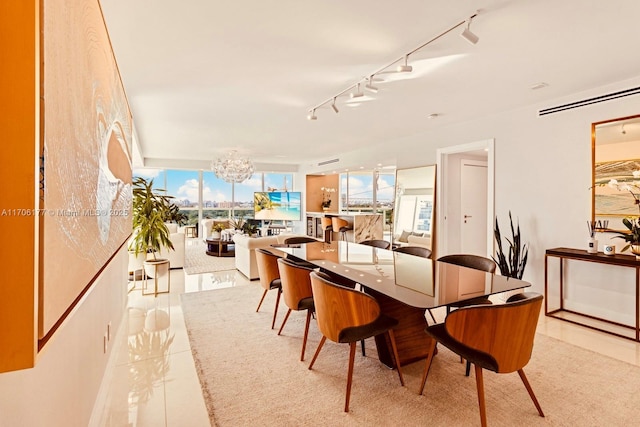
{"left": 393, "top": 165, "right": 436, "bottom": 249}
{"left": 592, "top": 114, "right": 640, "bottom": 230}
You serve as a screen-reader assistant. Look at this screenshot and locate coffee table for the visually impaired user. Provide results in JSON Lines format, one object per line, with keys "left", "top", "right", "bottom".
{"left": 205, "top": 238, "right": 235, "bottom": 257}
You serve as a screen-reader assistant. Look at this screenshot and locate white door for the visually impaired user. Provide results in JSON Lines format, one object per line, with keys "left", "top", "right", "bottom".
{"left": 460, "top": 159, "right": 488, "bottom": 255}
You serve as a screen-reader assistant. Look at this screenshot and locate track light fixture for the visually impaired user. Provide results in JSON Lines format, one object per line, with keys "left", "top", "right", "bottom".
{"left": 364, "top": 76, "right": 378, "bottom": 93}
{"left": 306, "top": 11, "right": 480, "bottom": 119}
{"left": 460, "top": 17, "right": 479, "bottom": 45}
{"left": 350, "top": 83, "right": 363, "bottom": 99}
{"left": 331, "top": 98, "right": 339, "bottom": 113}
{"left": 397, "top": 55, "right": 413, "bottom": 73}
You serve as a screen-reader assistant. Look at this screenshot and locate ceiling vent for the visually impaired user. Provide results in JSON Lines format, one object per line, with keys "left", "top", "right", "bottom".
{"left": 538, "top": 86, "right": 640, "bottom": 116}
{"left": 317, "top": 158, "right": 339, "bottom": 166}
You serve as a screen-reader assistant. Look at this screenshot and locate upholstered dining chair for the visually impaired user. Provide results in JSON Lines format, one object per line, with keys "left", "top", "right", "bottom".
{"left": 276, "top": 258, "right": 316, "bottom": 361}
{"left": 437, "top": 253, "right": 497, "bottom": 375}
{"left": 308, "top": 271, "right": 405, "bottom": 412}
{"left": 359, "top": 239, "right": 391, "bottom": 249}
{"left": 393, "top": 245, "right": 432, "bottom": 258}
{"left": 331, "top": 217, "right": 352, "bottom": 241}
{"left": 283, "top": 236, "right": 318, "bottom": 244}
{"left": 255, "top": 248, "right": 283, "bottom": 329}
{"left": 418, "top": 292, "right": 545, "bottom": 427}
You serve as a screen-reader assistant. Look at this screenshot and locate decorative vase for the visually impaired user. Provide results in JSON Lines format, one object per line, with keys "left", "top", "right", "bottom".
{"left": 211, "top": 231, "right": 221, "bottom": 239}
{"left": 322, "top": 206, "right": 329, "bottom": 212}
{"left": 631, "top": 244, "right": 640, "bottom": 260}
{"left": 587, "top": 237, "right": 598, "bottom": 254}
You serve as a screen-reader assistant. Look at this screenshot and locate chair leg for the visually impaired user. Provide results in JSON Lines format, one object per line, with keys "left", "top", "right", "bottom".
{"left": 474, "top": 365, "right": 487, "bottom": 427}
{"left": 426, "top": 309, "right": 437, "bottom": 323}
{"left": 518, "top": 369, "right": 545, "bottom": 417}
{"left": 256, "top": 289, "right": 268, "bottom": 312}
{"left": 308, "top": 336, "right": 327, "bottom": 370}
{"left": 361, "top": 339, "right": 366, "bottom": 356}
{"left": 418, "top": 338, "right": 437, "bottom": 395}
{"left": 345, "top": 342, "right": 357, "bottom": 412}
{"left": 277, "top": 309, "right": 292, "bottom": 335}
{"left": 301, "top": 310, "right": 312, "bottom": 361}
{"left": 387, "top": 329, "right": 404, "bottom": 386}
{"left": 465, "top": 360, "right": 471, "bottom": 376}
{"left": 271, "top": 289, "right": 281, "bottom": 329}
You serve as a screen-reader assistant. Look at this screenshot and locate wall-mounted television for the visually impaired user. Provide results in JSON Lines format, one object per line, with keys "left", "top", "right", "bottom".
{"left": 254, "top": 191, "right": 302, "bottom": 221}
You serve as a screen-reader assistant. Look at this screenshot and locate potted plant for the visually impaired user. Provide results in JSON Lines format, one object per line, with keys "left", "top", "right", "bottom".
{"left": 321, "top": 187, "right": 336, "bottom": 211}
{"left": 129, "top": 177, "right": 174, "bottom": 276}
{"left": 612, "top": 217, "right": 640, "bottom": 257}
{"left": 211, "top": 223, "right": 226, "bottom": 239}
{"left": 162, "top": 201, "right": 188, "bottom": 226}
{"left": 492, "top": 211, "right": 529, "bottom": 279}
{"left": 242, "top": 222, "right": 260, "bottom": 237}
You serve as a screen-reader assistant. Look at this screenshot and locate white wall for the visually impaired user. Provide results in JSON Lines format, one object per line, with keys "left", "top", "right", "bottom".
{"left": 0, "top": 248, "right": 128, "bottom": 427}
{"left": 301, "top": 75, "right": 640, "bottom": 325}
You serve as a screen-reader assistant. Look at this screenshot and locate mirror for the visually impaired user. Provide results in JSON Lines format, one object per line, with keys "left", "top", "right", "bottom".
{"left": 393, "top": 165, "right": 436, "bottom": 250}
{"left": 592, "top": 114, "right": 640, "bottom": 231}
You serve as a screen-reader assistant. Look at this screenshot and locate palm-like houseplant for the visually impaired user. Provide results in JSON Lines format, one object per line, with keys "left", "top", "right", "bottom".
{"left": 492, "top": 211, "right": 529, "bottom": 280}
{"left": 130, "top": 177, "right": 174, "bottom": 260}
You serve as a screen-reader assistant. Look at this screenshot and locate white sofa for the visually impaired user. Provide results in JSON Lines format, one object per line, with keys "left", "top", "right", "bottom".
{"left": 233, "top": 233, "right": 311, "bottom": 280}
{"left": 157, "top": 223, "right": 185, "bottom": 269}
{"left": 394, "top": 230, "right": 432, "bottom": 249}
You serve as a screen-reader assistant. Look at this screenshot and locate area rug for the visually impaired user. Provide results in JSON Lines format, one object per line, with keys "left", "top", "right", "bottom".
{"left": 183, "top": 240, "right": 236, "bottom": 275}
{"left": 181, "top": 285, "right": 640, "bottom": 426}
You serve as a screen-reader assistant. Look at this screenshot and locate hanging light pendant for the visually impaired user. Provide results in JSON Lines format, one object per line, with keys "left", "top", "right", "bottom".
{"left": 211, "top": 150, "right": 255, "bottom": 183}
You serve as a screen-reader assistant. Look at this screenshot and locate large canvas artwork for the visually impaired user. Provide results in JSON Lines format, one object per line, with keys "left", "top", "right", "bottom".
{"left": 41, "top": 0, "right": 132, "bottom": 338}
{"left": 594, "top": 159, "right": 640, "bottom": 217}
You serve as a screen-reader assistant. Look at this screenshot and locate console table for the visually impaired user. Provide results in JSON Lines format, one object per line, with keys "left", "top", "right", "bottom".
{"left": 545, "top": 247, "right": 640, "bottom": 341}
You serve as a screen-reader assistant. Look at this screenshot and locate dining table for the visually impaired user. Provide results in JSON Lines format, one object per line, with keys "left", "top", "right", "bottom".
{"left": 273, "top": 240, "right": 532, "bottom": 367}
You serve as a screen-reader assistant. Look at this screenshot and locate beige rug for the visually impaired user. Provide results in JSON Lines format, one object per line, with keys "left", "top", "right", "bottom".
{"left": 184, "top": 240, "right": 236, "bottom": 275}
{"left": 181, "top": 285, "right": 640, "bottom": 426}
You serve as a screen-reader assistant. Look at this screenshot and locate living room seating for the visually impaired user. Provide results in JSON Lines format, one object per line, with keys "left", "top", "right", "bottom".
{"left": 157, "top": 223, "right": 185, "bottom": 269}
{"left": 276, "top": 258, "right": 316, "bottom": 361}
{"left": 309, "top": 271, "right": 405, "bottom": 412}
{"left": 418, "top": 292, "right": 545, "bottom": 427}
{"left": 233, "top": 233, "right": 308, "bottom": 280}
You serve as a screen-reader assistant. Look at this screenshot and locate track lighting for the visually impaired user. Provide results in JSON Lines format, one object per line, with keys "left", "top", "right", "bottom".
{"left": 365, "top": 76, "right": 378, "bottom": 93}
{"left": 397, "top": 55, "right": 413, "bottom": 73}
{"left": 460, "top": 17, "right": 479, "bottom": 45}
{"left": 331, "top": 98, "right": 339, "bottom": 113}
{"left": 307, "top": 11, "right": 480, "bottom": 118}
{"left": 350, "top": 83, "right": 363, "bottom": 98}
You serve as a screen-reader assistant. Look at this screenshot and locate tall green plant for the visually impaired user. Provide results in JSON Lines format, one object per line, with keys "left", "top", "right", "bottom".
{"left": 492, "top": 211, "right": 529, "bottom": 279}
{"left": 130, "top": 177, "right": 174, "bottom": 259}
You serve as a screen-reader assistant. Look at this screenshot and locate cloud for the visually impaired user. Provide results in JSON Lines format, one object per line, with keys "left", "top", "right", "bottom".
{"left": 133, "top": 168, "right": 162, "bottom": 179}
{"left": 176, "top": 178, "right": 230, "bottom": 202}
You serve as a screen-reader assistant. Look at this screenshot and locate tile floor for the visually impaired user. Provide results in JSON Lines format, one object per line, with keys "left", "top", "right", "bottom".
{"left": 97, "top": 241, "right": 640, "bottom": 426}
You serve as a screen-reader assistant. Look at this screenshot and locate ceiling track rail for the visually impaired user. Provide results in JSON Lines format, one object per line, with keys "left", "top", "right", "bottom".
{"left": 538, "top": 86, "right": 640, "bottom": 116}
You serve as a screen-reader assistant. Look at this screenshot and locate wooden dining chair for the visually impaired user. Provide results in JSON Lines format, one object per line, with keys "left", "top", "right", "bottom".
{"left": 437, "top": 253, "right": 497, "bottom": 375}
{"left": 308, "top": 271, "right": 405, "bottom": 412}
{"left": 393, "top": 245, "right": 432, "bottom": 258}
{"left": 276, "top": 258, "right": 316, "bottom": 361}
{"left": 359, "top": 239, "right": 391, "bottom": 249}
{"left": 418, "top": 292, "right": 545, "bottom": 427}
{"left": 255, "top": 248, "right": 283, "bottom": 329}
{"left": 320, "top": 217, "right": 333, "bottom": 242}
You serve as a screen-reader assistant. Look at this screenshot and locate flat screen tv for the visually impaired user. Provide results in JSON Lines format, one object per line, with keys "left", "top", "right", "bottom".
{"left": 254, "top": 191, "right": 302, "bottom": 221}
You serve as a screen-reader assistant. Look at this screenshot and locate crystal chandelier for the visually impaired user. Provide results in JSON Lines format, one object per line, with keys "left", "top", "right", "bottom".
{"left": 211, "top": 150, "right": 255, "bottom": 183}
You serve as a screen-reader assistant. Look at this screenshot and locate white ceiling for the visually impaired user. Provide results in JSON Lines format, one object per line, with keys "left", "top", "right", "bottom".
{"left": 100, "top": 0, "right": 640, "bottom": 171}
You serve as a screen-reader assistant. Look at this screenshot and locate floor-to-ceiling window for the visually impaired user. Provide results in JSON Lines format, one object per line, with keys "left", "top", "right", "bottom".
{"left": 339, "top": 169, "right": 395, "bottom": 236}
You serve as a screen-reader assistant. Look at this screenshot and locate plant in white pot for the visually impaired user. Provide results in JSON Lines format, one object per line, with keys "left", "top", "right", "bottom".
{"left": 129, "top": 177, "right": 174, "bottom": 280}
{"left": 211, "top": 223, "right": 225, "bottom": 239}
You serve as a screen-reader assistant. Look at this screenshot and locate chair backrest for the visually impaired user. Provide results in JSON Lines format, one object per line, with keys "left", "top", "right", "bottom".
{"left": 255, "top": 248, "right": 281, "bottom": 290}
{"left": 320, "top": 217, "right": 333, "bottom": 231}
{"left": 283, "top": 236, "right": 317, "bottom": 244}
{"left": 331, "top": 217, "right": 349, "bottom": 231}
{"left": 359, "top": 239, "right": 391, "bottom": 249}
{"left": 277, "top": 258, "right": 314, "bottom": 310}
{"left": 445, "top": 292, "right": 543, "bottom": 373}
{"left": 394, "top": 246, "right": 431, "bottom": 258}
{"left": 437, "top": 254, "right": 496, "bottom": 273}
{"left": 310, "top": 271, "right": 380, "bottom": 343}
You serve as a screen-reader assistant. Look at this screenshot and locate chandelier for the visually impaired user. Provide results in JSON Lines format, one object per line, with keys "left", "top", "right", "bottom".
{"left": 211, "top": 150, "right": 255, "bottom": 183}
